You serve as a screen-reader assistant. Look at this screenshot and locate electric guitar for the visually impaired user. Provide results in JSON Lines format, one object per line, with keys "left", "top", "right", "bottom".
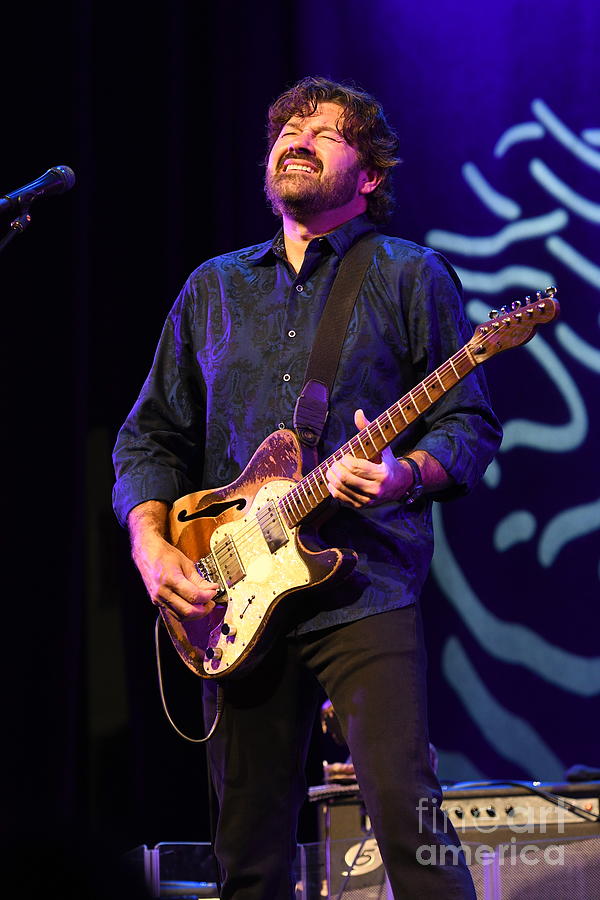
{"left": 160, "top": 287, "right": 560, "bottom": 680}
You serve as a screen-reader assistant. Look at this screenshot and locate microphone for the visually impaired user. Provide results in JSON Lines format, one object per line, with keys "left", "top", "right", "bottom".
{"left": 0, "top": 165, "right": 76, "bottom": 215}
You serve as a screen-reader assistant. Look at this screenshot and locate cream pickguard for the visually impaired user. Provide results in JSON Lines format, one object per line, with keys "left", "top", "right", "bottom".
{"left": 203, "top": 480, "right": 311, "bottom": 675}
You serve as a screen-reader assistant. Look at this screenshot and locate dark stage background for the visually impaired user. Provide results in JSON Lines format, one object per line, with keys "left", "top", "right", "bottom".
{"left": 4, "top": 0, "right": 598, "bottom": 876}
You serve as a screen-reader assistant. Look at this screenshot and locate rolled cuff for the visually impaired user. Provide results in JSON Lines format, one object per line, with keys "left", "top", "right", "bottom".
{"left": 112, "top": 468, "right": 195, "bottom": 528}
{"left": 415, "top": 425, "right": 498, "bottom": 501}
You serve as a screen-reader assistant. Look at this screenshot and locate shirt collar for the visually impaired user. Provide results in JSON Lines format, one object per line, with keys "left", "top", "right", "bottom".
{"left": 244, "top": 213, "right": 377, "bottom": 266}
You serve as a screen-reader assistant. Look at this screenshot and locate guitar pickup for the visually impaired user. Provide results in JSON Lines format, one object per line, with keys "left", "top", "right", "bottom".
{"left": 258, "top": 501, "right": 289, "bottom": 553}
{"left": 213, "top": 536, "right": 245, "bottom": 587}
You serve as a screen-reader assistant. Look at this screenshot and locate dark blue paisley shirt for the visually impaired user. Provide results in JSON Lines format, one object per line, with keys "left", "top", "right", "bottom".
{"left": 112, "top": 214, "right": 502, "bottom": 634}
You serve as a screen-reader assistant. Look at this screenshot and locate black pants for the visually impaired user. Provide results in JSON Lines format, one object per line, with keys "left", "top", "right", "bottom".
{"left": 203, "top": 604, "right": 476, "bottom": 899}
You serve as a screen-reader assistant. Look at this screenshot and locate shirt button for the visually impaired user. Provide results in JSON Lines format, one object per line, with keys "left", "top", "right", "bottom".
{"left": 288, "top": 330, "right": 296, "bottom": 338}
{"left": 295, "top": 284, "right": 304, "bottom": 293}
{"left": 278, "top": 422, "right": 285, "bottom": 429}
{"left": 283, "top": 373, "right": 291, "bottom": 382}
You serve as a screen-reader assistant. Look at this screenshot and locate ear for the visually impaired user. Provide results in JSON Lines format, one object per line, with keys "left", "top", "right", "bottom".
{"left": 358, "top": 168, "right": 382, "bottom": 196}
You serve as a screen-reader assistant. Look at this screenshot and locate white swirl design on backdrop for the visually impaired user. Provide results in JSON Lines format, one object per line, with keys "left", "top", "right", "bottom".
{"left": 425, "top": 100, "right": 600, "bottom": 781}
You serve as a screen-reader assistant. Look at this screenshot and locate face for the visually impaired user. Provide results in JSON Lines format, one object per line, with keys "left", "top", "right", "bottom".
{"left": 265, "top": 101, "right": 374, "bottom": 220}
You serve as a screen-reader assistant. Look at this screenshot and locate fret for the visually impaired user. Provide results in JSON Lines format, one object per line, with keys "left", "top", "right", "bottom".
{"left": 278, "top": 331, "right": 488, "bottom": 526}
{"left": 457, "top": 350, "right": 474, "bottom": 375}
{"left": 288, "top": 491, "right": 304, "bottom": 521}
{"left": 356, "top": 432, "right": 368, "bottom": 457}
{"left": 311, "top": 470, "right": 329, "bottom": 501}
{"left": 464, "top": 344, "right": 476, "bottom": 367}
{"left": 409, "top": 390, "right": 420, "bottom": 413}
{"left": 369, "top": 427, "right": 385, "bottom": 456}
{"left": 374, "top": 418, "right": 387, "bottom": 444}
{"left": 278, "top": 498, "right": 293, "bottom": 528}
{"left": 364, "top": 428, "right": 379, "bottom": 454}
{"left": 397, "top": 404, "right": 409, "bottom": 425}
{"left": 306, "top": 478, "right": 320, "bottom": 507}
{"left": 453, "top": 353, "right": 465, "bottom": 375}
{"left": 385, "top": 409, "right": 399, "bottom": 432}
{"left": 297, "top": 481, "right": 312, "bottom": 513}
{"left": 402, "top": 401, "right": 415, "bottom": 421}
{"left": 298, "top": 482, "right": 314, "bottom": 514}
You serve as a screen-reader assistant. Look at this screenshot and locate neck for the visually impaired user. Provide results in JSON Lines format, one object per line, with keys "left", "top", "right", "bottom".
{"left": 281, "top": 202, "right": 366, "bottom": 273}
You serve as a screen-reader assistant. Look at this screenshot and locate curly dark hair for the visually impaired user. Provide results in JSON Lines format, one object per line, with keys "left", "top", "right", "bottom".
{"left": 265, "top": 76, "right": 401, "bottom": 224}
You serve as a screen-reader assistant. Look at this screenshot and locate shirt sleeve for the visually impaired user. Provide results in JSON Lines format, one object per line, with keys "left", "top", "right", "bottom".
{"left": 403, "top": 248, "right": 503, "bottom": 499}
{"left": 111, "top": 277, "right": 206, "bottom": 527}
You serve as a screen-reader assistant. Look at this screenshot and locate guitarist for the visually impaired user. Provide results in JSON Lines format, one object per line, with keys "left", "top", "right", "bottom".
{"left": 113, "top": 76, "right": 502, "bottom": 899}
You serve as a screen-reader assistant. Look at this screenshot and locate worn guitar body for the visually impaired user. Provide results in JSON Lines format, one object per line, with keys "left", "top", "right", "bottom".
{"left": 158, "top": 288, "right": 560, "bottom": 682}
{"left": 161, "top": 428, "right": 357, "bottom": 679}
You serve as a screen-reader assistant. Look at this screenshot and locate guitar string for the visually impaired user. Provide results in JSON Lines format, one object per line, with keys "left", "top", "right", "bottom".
{"left": 213, "top": 331, "right": 486, "bottom": 558}
{"left": 280, "top": 300, "right": 553, "bottom": 528}
{"left": 214, "top": 348, "right": 468, "bottom": 559}
{"left": 208, "top": 318, "right": 517, "bottom": 563}
{"left": 207, "top": 303, "right": 552, "bottom": 566}
{"left": 210, "top": 342, "right": 478, "bottom": 561}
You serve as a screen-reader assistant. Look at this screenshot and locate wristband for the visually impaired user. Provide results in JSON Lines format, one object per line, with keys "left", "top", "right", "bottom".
{"left": 400, "top": 456, "right": 424, "bottom": 505}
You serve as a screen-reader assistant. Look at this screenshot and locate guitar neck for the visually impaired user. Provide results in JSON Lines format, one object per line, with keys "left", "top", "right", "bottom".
{"left": 279, "top": 340, "right": 478, "bottom": 527}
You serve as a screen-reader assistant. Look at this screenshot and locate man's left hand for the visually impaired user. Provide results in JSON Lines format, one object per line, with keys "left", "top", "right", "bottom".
{"left": 325, "top": 409, "right": 413, "bottom": 508}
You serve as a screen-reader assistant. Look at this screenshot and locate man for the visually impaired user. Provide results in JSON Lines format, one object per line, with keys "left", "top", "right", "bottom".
{"left": 113, "top": 76, "right": 502, "bottom": 899}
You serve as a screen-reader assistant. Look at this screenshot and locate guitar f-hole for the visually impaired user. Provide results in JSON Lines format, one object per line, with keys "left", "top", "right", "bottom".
{"left": 178, "top": 497, "right": 247, "bottom": 522}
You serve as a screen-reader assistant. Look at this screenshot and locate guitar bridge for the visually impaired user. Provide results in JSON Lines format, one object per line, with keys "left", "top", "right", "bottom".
{"left": 195, "top": 555, "right": 227, "bottom": 601}
{"left": 258, "top": 501, "right": 289, "bottom": 553}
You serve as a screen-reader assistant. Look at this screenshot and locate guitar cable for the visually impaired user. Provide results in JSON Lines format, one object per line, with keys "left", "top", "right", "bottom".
{"left": 154, "top": 615, "right": 224, "bottom": 742}
{"left": 332, "top": 828, "right": 375, "bottom": 900}
{"left": 154, "top": 616, "right": 224, "bottom": 896}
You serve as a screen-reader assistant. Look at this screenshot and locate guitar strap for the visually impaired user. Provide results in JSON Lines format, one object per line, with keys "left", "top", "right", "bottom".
{"left": 293, "top": 229, "right": 382, "bottom": 473}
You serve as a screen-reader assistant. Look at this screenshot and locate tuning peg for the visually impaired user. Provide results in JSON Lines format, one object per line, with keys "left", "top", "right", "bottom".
{"left": 489, "top": 309, "right": 499, "bottom": 319}
{"left": 524, "top": 295, "right": 532, "bottom": 304}
{"left": 545, "top": 285, "right": 557, "bottom": 296}
{"left": 500, "top": 306, "right": 509, "bottom": 316}
{"left": 511, "top": 300, "right": 522, "bottom": 310}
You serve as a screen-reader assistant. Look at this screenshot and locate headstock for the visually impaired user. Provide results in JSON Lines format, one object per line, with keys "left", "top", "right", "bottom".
{"left": 469, "top": 286, "right": 560, "bottom": 362}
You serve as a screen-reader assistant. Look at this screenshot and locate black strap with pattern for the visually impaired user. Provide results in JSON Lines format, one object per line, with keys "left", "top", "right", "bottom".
{"left": 293, "top": 230, "right": 382, "bottom": 460}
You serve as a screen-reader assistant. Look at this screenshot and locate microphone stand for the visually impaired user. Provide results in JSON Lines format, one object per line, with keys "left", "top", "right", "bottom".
{"left": 0, "top": 206, "right": 32, "bottom": 254}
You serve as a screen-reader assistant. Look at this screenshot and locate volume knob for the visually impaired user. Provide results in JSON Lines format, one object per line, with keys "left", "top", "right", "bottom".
{"left": 205, "top": 646, "right": 223, "bottom": 660}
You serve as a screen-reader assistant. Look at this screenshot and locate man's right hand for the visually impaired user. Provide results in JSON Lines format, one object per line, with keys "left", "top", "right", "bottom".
{"left": 127, "top": 501, "right": 220, "bottom": 620}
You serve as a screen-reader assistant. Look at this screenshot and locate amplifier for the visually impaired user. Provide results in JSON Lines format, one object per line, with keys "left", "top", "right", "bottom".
{"left": 305, "top": 780, "right": 600, "bottom": 899}
{"left": 442, "top": 780, "right": 600, "bottom": 835}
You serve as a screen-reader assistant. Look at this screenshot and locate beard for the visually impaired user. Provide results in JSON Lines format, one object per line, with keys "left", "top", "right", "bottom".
{"left": 265, "top": 158, "right": 362, "bottom": 219}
